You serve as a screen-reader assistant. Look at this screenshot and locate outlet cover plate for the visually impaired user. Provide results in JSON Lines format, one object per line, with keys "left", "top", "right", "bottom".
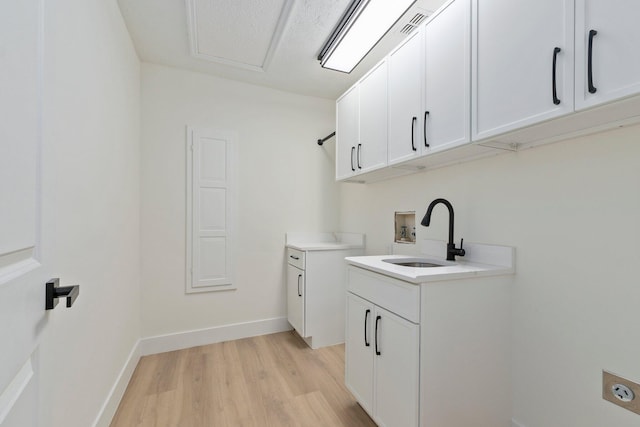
{"left": 603, "top": 370, "right": 640, "bottom": 415}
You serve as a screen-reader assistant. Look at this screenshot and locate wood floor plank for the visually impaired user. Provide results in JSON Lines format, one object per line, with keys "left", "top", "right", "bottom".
{"left": 281, "top": 390, "right": 344, "bottom": 427}
{"left": 110, "top": 331, "right": 376, "bottom": 427}
{"left": 109, "top": 354, "right": 160, "bottom": 426}
{"left": 146, "top": 350, "right": 182, "bottom": 395}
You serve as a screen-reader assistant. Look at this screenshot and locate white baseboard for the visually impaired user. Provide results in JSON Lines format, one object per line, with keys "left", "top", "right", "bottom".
{"left": 512, "top": 419, "right": 526, "bottom": 427}
{"left": 139, "top": 317, "right": 292, "bottom": 356}
{"left": 92, "top": 340, "right": 141, "bottom": 427}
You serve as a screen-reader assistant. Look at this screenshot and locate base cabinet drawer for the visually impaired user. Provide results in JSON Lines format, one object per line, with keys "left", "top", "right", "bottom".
{"left": 346, "top": 292, "right": 419, "bottom": 427}
{"left": 347, "top": 266, "right": 420, "bottom": 323}
{"left": 286, "top": 248, "right": 305, "bottom": 269}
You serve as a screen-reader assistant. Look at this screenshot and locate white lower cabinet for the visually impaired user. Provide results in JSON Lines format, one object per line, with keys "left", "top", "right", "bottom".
{"left": 345, "top": 293, "right": 374, "bottom": 413}
{"left": 285, "top": 241, "right": 365, "bottom": 349}
{"left": 346, "top": 264, "right": 511, "bottom": 427}
{"left": 286, "top": 262, "right": 305, "bottom": 337}
{"left": 346, "top": 288, "right": 419, "bottom": 427}
{"left": 374, "top": 305, "right": 419, "bottom": 427}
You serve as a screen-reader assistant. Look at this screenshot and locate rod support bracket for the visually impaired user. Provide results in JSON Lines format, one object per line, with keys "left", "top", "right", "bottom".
{"left": 317, "top": 131, "right": 336, "bottom": 146}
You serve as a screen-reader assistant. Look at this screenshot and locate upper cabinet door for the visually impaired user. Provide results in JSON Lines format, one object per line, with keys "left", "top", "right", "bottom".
{"left": 472, "top": 0, "right": 574, "bottom": 141}
{"left": 388, "top": 29, "right": 424, "bottom": 165}
{"left": 424, "top": 0, "right": 471, "bottom": 152}
{"left": 358, "top": 60, "right": 388, "bottom": 173}
{"left": 575, "top": 0, "right": 640, "bottom": 111}
{"left": 336, "top": 86, "right": 359, "bottom": 180}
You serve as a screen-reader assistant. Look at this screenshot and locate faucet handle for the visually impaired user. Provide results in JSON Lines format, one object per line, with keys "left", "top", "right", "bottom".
{"left": 457, "top": 238, "right": 466, "bottom": 257}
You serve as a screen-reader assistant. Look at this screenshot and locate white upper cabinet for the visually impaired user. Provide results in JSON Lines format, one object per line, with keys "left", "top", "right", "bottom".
{"left": 335, "top": 0, "right": 640, "bottom": 183}
{"left": 472, "top": 0, "right": 575, "bottom": 141}
{"left": 388, "top": 29, "right": 424, "bottom": 165}
{"left": 358, "top": 61, "right": 388, "bottom": 173}
{"left": 575, "top": 0, "right": 640, "bottom": 111}
{"left": 423, "top": 0, "right": 471, "bottom": 152}
{"left": 336, "top": 61, "right": 388, "bottom": 181}
{"left": 336, "top": 85, "right": 359, "bottom": 180}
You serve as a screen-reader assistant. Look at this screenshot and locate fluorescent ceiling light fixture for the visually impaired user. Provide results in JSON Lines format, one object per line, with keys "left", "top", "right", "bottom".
{"left": 318, "top": 0, "right": 416, "bottom": 73}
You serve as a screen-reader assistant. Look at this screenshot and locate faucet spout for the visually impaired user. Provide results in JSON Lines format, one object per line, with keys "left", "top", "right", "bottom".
{"left": 421, "top": 198, "right": 465, "bottom": 261}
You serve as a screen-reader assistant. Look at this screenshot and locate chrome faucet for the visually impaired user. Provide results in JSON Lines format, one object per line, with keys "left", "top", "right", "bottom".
{"left": 420, "top": 198, "right": 465, "bottom": 261}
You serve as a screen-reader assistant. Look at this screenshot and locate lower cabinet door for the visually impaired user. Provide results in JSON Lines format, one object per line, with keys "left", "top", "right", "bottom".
{"left": 345, "top": 293, "right": 375, "bottom": 415}
{"left": 373, "top": 306, "right": 420, "bottom": 427}
{"left": 287, "top": 264, "right": 305, "bottom": 336}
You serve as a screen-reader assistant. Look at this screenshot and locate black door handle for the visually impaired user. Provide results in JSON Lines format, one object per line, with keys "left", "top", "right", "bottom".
{"left": 552, "top": 47, "right": 561, "bottom": 105}
{"left": 375, "top": 315, "right": 381, "bottom": 356}
{"left": 423, "top": 111, "right": 430, "bottom": 147}
{"left": 411, "top": 117, "right": 417, "bottom": 151}
{"left": 364, "top": 309, "right": 371, "bottom": 347}
{"left": 297, "top": 274, "right": 302, "bottom": 297}
{"left": 350, "top": 146, "right": 355, "bottom": 171}
{"left": 45, "top": 278, "right": 80, "bottom": 310}
{"left": 357, "top": 143, "right": 362, "bottom": 169}
{"left": 588, "top": 29, "right": 598, "bottom": 94}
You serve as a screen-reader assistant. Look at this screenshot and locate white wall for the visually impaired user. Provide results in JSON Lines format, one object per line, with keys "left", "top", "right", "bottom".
{"left": 39, "top": 0, "right": 141, "bottom": 426}
{"left": 140, "top": 63, "right": 338, "bottom": 337}
{"left": 340, "top": 126, "right": 640, "bottom": 426}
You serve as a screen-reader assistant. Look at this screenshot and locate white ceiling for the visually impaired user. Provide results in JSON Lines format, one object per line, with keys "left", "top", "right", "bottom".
{"left": 117, "top": 0, "right": 447, "bottom": 100}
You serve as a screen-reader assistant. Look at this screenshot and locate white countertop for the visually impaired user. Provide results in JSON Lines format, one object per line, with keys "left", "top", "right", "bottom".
{"left": 287, "top": 242, "right": 364, "bottom": 251}
{"left": 285, "top": 232, "right": 365, "bottom": 251}
{"left": 345, "top": 240, "right": 514, "bottom": 284}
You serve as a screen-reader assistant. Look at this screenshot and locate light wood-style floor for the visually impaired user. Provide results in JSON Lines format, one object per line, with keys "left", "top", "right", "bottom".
{"left": 110, "top": 331, "right": 376, "bottom": 427}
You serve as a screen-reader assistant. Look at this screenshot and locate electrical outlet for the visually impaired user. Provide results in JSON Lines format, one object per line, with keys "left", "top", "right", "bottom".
{"left": 603, "top": 371, "right": 640, "bottom": 415}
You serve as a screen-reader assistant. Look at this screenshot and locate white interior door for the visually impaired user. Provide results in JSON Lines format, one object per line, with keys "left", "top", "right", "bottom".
{"left": 0, "top": 0, "right": 50, "bottom": 425}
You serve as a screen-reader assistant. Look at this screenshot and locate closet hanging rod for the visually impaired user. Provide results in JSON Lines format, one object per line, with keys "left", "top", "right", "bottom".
{"left": 317, "top": 131, "right": 336, "bottom": 146}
